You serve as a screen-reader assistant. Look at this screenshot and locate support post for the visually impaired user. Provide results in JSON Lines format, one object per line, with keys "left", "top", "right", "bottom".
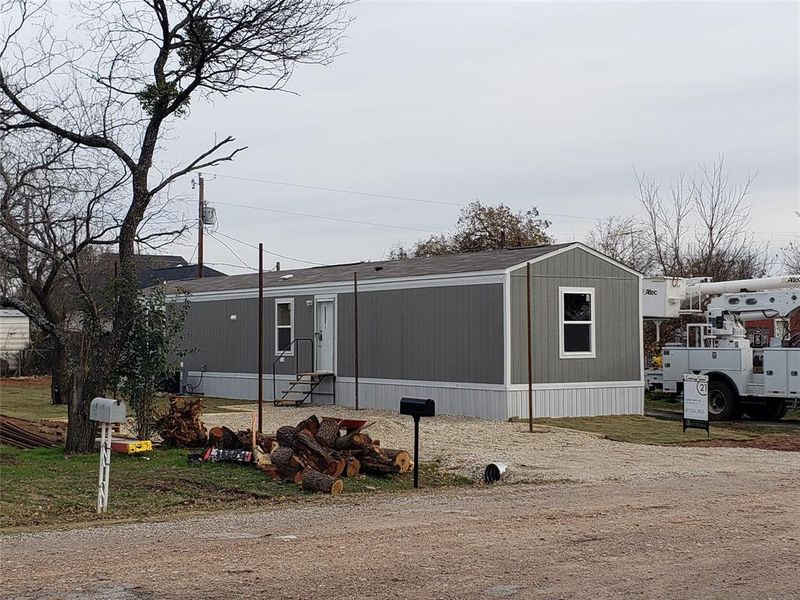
{"left": 353, "top": 271, "right": 359, "bottom": 410}
{"left": 96, "top": 423, "right": 111, "bottom": 513}
{"left": 526, "top": 262, "right": 533, "bottom": 432}
{"left": 197, "top": 174, "right": 205, "bottom": 279}
{"left": 413, "top": 415, "right": 420, "bottom": 489}
{"left": 258, "top": 243, "right": 264, "bottom": 432}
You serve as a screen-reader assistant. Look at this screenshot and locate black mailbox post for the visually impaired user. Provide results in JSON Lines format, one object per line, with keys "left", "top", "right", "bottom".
{"left": 400, "top": 397, "right": 435, "bottom": 488}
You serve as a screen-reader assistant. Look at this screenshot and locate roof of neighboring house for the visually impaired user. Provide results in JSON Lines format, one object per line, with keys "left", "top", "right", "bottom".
{"left": 94, "top": 253, "right": 227, "bottom": 288}
{"left": 0, "top": 309, "right": 28, "bottom": 319}
{"left": 164, "top": 243, "right": 583, "bottom": 295}
{"left": 151, "top": 264, "right": 226, "bottom": 285}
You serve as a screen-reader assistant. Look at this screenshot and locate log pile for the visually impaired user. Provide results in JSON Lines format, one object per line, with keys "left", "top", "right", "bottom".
{"left": 246, "top": 415, "right": 412, "bottom": 495}
{"left": 0, "top": 415, "right": 62, "bottom": 448}
{"left": 157, "top": 397, "right": 208, "bottom": 447}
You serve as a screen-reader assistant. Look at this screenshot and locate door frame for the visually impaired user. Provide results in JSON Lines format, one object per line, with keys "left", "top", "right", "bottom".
{"left": 313, "top": 295, "right": 337, "bottom": 374}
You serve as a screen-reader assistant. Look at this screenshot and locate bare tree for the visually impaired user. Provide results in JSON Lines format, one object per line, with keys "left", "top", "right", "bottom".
{"left": 585, "top": 216, "right": 654, "bottom": 274}
{"left": 1, "top": 0, "right": 350, "bottom": 452}
{"left": 390, "top": 201, "right": 553, "bottom": 259}
{"left": 631, "top": 157, "right": 770, "bottom": 279}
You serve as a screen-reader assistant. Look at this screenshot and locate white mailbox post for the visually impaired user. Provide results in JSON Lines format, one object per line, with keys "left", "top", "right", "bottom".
{"left": 90, "top": 397, "right": 127, "bottom": 513}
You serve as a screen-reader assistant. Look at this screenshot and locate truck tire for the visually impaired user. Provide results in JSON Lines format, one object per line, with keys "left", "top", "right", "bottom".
{"left": 747, "top": 400, "right": 788, "bottom": 421}
{"left": 707, "top": 380, "right": 739, "bottom": 421}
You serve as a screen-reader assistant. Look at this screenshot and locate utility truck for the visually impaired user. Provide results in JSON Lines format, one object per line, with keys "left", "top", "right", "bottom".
{"left": 643, "top": 274, "right": 800, "bottom": 421}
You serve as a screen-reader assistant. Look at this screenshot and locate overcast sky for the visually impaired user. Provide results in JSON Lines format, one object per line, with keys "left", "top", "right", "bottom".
{"left": 161, "top": 0, "right": 799, "bottom": 274}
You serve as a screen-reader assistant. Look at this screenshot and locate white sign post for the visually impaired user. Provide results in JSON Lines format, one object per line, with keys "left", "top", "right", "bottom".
{"left": 89, "top": 398, "right": 127, "bottom": 514}
{"left": 683, "top": 374, "right": 709, "bottom": 436}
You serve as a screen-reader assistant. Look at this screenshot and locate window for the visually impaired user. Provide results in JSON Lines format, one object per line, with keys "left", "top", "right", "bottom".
{"left": 275, "top": 299, "right": 294, "bottom": 355}
{"left": 559, "top": 287, "right": 595, "bottom": 358}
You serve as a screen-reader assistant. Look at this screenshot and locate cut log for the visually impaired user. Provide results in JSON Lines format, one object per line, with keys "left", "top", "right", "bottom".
{"left": 315, "top": 417, "right": 341, "bottom": 447}
{"left": 325, "top": 458, "right": 347, "bottom": 478}
{"left": 301, "top": 469, "right": 343, "bottom": 495}
{"left": 276, "top": 425, "right": 298, "bottom": 448}
{"left": 270, "top": 446, "right": 295, "bottom": 472}
{"left": 295, "top": 430, "right": 336, "bottom": 467}
{"left": 383, "top": 449, "right": 412, "bottom": 473}
{"left": 292, "top": 470, "right": 305, "bottom": 485}
{"left": 359, "top": 457, "right": 401, "bottom": 476}
{"left": 296, "top": 415, "right": 320, "bottom": 436}
{"left": 344, "top": 456, "right": 361, "bottom": 477}
{"left": 258, "top": 465, "right": 282, "bottom": 480}
{"left": 332, "top": 431, "right": 370, "bottom": 451}
{"left": 208, "top": 426, "right": 242, "bottom": 449}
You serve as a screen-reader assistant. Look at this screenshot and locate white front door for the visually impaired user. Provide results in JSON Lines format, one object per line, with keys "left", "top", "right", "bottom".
{"left": 314, "top": 298, "right": 335, "bottom": 373}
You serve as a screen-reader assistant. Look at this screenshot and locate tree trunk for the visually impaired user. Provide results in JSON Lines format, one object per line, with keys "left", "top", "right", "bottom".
{"left": 50, "top": 342, "right": 70, "bottom": 406}
{"left": 301, "top": 469, "right": 343, "bottom": 495}
{"left": 65, "top": 376, "right": 98, "bottom": 454}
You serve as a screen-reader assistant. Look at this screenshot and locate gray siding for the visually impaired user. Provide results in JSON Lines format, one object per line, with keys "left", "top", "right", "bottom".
{"left": 510, "top": 247, "right": 641, "bottom": 384}
{"left": 338, "top": 284, "right": 504, "bottom": 384}
{"left": 183, "top": 295, "right": 314, "bottom": 376}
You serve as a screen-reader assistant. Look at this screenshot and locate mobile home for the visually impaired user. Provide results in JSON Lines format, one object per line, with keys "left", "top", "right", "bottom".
{"left": 170, "top": 243, "right": 644, "bottom": 419}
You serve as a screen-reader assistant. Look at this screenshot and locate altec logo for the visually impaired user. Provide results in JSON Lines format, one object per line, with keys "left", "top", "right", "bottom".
{"left": 643, "top": 289, "right": 658, "bottom": 296}
{"left": 787, "top": 277, "right": 800, "bottom": 283}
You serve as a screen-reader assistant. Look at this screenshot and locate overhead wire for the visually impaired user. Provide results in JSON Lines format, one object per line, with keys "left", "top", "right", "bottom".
{"left": 211, "top": 230, "right": 324, "bottom": 266}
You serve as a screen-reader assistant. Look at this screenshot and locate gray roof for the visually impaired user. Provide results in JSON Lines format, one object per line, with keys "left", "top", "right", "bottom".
{"left": 165, "top": 243, "right": 574, "bottom": 295}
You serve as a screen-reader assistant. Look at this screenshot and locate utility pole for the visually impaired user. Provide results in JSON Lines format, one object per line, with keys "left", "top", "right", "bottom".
{"left": 258, "top": 243, "right": 264, "bottom": 432}
{"left": 353, "top": 271, "right": 359, "bottom": 410}
{"left": 197, "top": 174, "right": 205, "bottom": 279}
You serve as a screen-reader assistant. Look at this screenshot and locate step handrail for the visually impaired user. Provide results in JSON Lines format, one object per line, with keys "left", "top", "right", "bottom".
{"left": 272, "top": 338, "right": 314, "bottom": 401}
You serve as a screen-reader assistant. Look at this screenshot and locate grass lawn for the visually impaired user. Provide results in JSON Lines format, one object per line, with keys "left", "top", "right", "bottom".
{"left": 645, "top": 391, "right": 800, "bottom": 422}
{"left": 0, "top": 377, "right": 255, "bottom": 421}
{"left": 0, "top": 445, "right": 471, "bottom": 531}
{"left": 532, "top": 415, "right": 755, "bottom": 445}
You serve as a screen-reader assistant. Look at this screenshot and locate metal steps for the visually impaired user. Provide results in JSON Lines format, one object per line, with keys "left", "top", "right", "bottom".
{"left": 274, "top": 372, "right": 335, "bottom": 407}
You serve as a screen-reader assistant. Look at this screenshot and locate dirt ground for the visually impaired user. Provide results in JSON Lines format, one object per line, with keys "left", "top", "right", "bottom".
{"left": 205, "top": 405, "right": 800, "bottom": 483}
{"left": 2, "top": 470, "right": 798, "bottom": 600}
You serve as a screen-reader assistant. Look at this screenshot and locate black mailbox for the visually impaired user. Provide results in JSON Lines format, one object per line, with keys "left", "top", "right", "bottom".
{"left": 400, "top": 397, "right": 435, "bottom": 418}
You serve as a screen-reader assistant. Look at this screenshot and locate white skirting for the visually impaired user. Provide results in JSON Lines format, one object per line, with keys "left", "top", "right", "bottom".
{"left": 187, "top": 371, "right": 644, "bottom": 419}
{"left": 506, "top": 383, "right": 644, "bottom": 418}
{"left": 335, "top": 378, "right": 509, "bottom": 420}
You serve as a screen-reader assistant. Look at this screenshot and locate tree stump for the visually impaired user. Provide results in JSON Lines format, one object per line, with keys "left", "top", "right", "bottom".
{"left": 301, "top": 469, "right": 343, "bottom": 495}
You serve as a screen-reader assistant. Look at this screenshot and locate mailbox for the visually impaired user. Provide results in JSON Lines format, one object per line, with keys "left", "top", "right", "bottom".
{"left": 400, "top": 397, "right": 435, "bottom": 418}
{"left": 90, "top": 397, "right": 127, "bottom": 424}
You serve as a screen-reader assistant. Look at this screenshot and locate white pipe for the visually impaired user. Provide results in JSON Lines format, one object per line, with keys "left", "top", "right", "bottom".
{"left": 689, "top": 275, "right": 800, "bottom": 296}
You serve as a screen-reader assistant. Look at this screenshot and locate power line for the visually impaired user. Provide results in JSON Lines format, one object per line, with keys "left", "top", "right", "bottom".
{"left": 206, "top": 172, "right": 601, "bottom": 222}
{"left": 206, "top": 231, "right": 255, "bottom": 271}
{"left": 212, "top": 230, "right": 324, "bottom": 266}
{"left": 211, "top": 200, "right": 444, "bottom": 234}
{"left": 208, "top": 173, "right": 461, "bottom": 207}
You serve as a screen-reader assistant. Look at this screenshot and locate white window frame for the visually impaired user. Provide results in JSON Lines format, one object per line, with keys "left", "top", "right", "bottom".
{"left": 274, "top": 298, "right": 294, "bottom": 356}
{"left": 559, "top": 286, "right": 596, "bottom": 359}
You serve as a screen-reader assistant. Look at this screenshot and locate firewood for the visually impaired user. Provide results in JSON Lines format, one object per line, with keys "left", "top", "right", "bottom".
{"left": 315, "top": 417, "right": 341, "bottom": 447}
{"left": 208, "top": 426, "right": 241, "bottom": 449}
{"left": 301, "top": 469, "right": 343, "bottom": 495}
{"left": 325, "top": 458, "right": 347, "bottom": 478}
{"left": 292, "top": 471, "right": 305, "bottom": 485}
{"left": 270, "top": 446, "right": 295, "bottom": 472}
{"left": 332, "top": 431, "right": 370, "bottom": 451}
{"left": 344, "top": 456, "right": 361, "bottom": 477}
{"left": 258, "top": 465, "right": 282, "bottom": 480}
{"left": 276, "top": 425, "right": 298, "bottom": 447}
{"left": 296, "top": 415, "right": 320, "bottom": 436}
{"left": 383, "top": 449, "right": 412, "bottom": 473}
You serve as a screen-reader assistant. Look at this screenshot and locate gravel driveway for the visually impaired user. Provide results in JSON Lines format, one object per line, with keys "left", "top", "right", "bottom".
{"left": 2, "top": 471, "right": 798, "bottom": 600}
{"left": 205, "top": 405, "right": 800, "bottom": 483}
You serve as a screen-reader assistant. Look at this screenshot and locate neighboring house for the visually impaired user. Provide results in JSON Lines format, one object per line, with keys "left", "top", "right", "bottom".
{"left": 93, "top": 253, "right": 226, "bottom": 289}
{"left": 168, "top": 243, "right": 644, "bottom": 420}
{"left": 0, "top": 309, "right": 31, "bottom": 374}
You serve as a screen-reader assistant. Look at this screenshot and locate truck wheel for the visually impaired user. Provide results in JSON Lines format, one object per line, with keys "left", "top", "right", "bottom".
{"left": 746, "top": 400, "right": 787, "bottom": 421}
{"left": 707, "top": 380, "right": 739, "bottom": 421}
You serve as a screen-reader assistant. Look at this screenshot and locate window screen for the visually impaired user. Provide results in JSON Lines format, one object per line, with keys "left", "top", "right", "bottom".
{"left": 560, "top": 289, "right": 594, "bottom": 356}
